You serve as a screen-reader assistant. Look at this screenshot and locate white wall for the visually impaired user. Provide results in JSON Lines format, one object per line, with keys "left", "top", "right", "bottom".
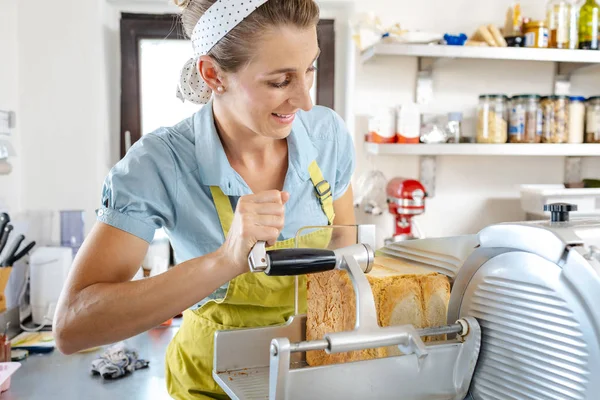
{"left": 0, "top": 0, "right": 20, "bottom": 213}
{"left": 4, "top": 0, "right": 600, "bottom": 246}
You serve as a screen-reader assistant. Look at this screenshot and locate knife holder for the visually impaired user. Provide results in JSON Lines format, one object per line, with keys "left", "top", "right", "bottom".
{"left": 0, "top": 267, "right": 12, "bottom": 313}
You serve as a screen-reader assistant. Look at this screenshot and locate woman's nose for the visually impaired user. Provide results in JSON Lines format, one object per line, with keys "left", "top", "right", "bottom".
{"left": 289, "top": 77, "right": 314, "bottom": 112}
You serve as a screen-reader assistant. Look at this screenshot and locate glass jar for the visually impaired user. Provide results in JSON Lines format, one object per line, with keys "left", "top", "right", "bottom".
{"left": 541, "top": 95, "right": 570, "bottom": 143}
{"left": 509, "top": 95, "right": 543, "bottom": 143}
{"left": 477, "top": 95, "right": 508, "bottom": 144}
{"left": 578, "top": 0, "right": 600, "bottom": 50}
{"left": 547, "top": 0, "right": 572, "bottom": 48}
{"left": 568, "top": 96, "right": 586, "bottom": 143}
{"left": 586, "top": 96, "right": 600, "bottom": 143}
{"left": 524, "top": 20, "right": 550, "bottom": 48}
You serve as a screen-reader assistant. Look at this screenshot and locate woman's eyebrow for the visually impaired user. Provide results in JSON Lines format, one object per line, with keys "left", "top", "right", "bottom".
{"left": 263, "top": 49, "right": 321, "bottom": 76}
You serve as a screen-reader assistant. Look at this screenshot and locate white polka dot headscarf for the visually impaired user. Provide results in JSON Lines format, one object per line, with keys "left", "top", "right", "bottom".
{"left": 176, "top": 0, "right": 270, "bottom": 104}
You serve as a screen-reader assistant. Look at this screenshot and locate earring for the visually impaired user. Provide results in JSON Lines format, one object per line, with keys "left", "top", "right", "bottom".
{"left": 217, "top": 86, "right": 224, "bottom": 93}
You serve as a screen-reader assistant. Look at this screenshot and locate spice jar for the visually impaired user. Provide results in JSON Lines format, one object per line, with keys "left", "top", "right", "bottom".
{"left": 541, "top": 95, "right": 570, "bottom": 143}
{"left": 568, "top": 96, "right": 586, "bottom": 143}
{"left": 477, "top": 95, "right": 508, "bottom": 144}
{"left": 586, "top": 96, "right": 600, "bottom": 143}
{"left": 524, "top": 20, "right": 550, "bottom": 48}
{"left": 509, "top": 95, "right": 542, "bottom": 143}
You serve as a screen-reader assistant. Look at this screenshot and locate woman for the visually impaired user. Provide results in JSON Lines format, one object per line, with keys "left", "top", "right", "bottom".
{"left": 53, "top": 0, "right": 356, "bottom": 398}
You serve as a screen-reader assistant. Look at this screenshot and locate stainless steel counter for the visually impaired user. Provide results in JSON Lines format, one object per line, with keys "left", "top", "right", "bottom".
{"left": 3, "top": 323, "right": 180, "bottom": 399}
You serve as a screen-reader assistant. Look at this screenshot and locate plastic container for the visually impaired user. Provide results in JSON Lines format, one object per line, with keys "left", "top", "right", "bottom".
{"left": 366, "top": 108, "right": 396, "bottom": 143}
{"left": 568, "top": 96, "right": 586, "bottom": 143}
{"left": 586, "top": 96, "right": 600, "bottom": 143}
{"left": 477, "top": 95, "right": 508, "bottom": 144}
{"left": 547, "top": 0, "right": 572, "bottom": 48}
{"left": 524, "top": 20, "right": 550, "bottom": 47}
{"left": 541, "top": 95, "right": 570, "bottom": 143}
{"left": 520, "top": 184, "right": 600, "bottom": 217}
{"left": 509, "top": 95, "right": 542, "bottom": 143}
{"left": 0, "top": 362, "right": 20, "bottom": 392}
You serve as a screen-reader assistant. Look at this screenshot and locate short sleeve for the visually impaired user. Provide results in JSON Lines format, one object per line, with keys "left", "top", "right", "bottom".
{"left": 96, "top": 134, "right": 177, "bottom": 243}
{"left": 332, "top": 112, "right": 356, "bottom": 200}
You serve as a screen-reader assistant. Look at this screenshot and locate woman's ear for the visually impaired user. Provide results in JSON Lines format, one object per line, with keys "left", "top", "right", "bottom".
{"left": 198, "top": 55, "right": 226, "bottom": 93}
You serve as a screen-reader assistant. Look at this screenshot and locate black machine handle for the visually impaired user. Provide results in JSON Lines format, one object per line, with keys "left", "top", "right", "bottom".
{"left": 265, "top": 249, "right": 337, "bottom": 276}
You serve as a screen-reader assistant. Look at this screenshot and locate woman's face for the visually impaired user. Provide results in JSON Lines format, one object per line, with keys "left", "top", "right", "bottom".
{"left": 220, "top": 25, "right": 319, "bottom": 140}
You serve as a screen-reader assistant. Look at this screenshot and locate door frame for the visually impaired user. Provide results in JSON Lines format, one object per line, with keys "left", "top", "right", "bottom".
{"left": 119, "top": 13, "right": 335, "bottom": 158}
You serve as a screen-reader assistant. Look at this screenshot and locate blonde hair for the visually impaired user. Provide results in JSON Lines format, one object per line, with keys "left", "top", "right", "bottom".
{"left": 174, "top": 0, "right": 320, "bottom": 72}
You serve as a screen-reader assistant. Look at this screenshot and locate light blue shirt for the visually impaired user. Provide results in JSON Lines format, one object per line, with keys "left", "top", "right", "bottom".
{"left": 96, "top": 101, "right": 355, "bottom": 267}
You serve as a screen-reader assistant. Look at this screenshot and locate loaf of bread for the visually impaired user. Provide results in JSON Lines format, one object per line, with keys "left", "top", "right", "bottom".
{"left": 306, "top": 256, "right": 451, "bottom": 366}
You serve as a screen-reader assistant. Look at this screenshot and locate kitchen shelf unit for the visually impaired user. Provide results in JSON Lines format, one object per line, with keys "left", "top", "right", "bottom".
{"left": 365, "top": 143, "right": 600, "bottom": 157}
{"left": 359, "top": 43, "right": 600, "bottom": 196}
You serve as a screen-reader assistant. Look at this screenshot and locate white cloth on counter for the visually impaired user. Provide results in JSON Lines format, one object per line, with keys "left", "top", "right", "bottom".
{"left": 90, "top": 342, "right": 149, "bottom": 380}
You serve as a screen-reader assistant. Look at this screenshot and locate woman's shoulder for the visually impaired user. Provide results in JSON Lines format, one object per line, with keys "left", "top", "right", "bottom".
{"left": 295, "top": 105, "right": 349, "bottom": 142}
{"left": 118, "top": 117, "right": 198, "bottom": 175}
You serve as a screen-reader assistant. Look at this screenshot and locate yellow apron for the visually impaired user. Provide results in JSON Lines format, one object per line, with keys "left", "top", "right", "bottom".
{"left": 165, "top": 161, "right": 335, "bottom": 400}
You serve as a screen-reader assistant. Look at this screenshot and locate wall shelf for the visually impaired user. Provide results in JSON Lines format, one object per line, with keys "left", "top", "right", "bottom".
{"left": 360, "top": 43, "right": 600, "bottom": 196}
{"left": 365, "top": 143, "right": 600, "bottom": 157}
{"left": 360, "top": 43, "right": 600, "bottom": 65}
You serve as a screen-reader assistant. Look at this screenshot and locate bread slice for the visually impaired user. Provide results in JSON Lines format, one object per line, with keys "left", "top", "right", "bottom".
{"left": 306, "top": 256, "right": 451, "bottom": 366}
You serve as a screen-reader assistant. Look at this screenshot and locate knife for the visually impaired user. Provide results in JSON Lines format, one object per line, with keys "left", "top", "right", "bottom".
{"left": 0, "top": 224, "right": 13, "bottom": 256}
{"left": 0, "top": 213, "right": 9, "bottom": 236}
{"left": 1, "top": 234, "right": 24, "bottom": 267}
{"left": 6, "top": 240, "right": 36, "bottom": 266}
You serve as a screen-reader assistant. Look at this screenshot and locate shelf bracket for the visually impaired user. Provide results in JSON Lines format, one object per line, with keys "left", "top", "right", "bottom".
{"left": 420, "top": 155, "right": 437, "bottom": 198}
{"left": 564, "top": 156, "right": 582, "bottom": 185}
{"left": 416, "top": 57, "right": 434, "bottom": 105}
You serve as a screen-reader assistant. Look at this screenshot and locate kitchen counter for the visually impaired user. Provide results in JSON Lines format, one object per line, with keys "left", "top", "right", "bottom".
{"left": 3, "top": 322, "right": 180, "bottom": 400}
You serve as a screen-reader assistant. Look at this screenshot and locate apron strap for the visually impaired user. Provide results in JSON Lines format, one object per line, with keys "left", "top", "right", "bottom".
{"left": 210, "top": 186, "right": 235, "bottom": 238}
{"left": 308, "top": 160, "right": 335, "bottom": 225}
{"left": 210, "top": 160, "right": 336, "bottom": 237}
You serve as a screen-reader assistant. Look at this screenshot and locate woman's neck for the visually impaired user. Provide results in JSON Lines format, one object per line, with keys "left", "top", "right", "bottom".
{"left": 212, "top": 102, "right": 288, "bottom": 190}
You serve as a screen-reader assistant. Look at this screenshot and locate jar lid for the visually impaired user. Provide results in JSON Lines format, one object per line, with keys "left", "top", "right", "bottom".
{"left": 512, "top": 94, "right": 541, "bottom": 100}
{"left": 525, "top": 20, "right": 546, "bottom": 29}
{"left": 587, "top": 96, "right": 600, "bottom": 102}
{"left": 479, "top": 94, "right": 509, "bottom": 100}
{"left": 541, "top": 95, "right": 570, "bottom": 100}
{"left": 570, "top": 96, "right": 586, "bottom": 102}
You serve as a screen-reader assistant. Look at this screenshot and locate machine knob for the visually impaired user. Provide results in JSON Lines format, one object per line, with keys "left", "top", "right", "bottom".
{"left": 544, "top": 202, "right": 578, "bottom": 222}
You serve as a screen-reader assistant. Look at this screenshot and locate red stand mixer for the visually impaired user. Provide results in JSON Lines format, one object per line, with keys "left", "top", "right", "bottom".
{"left": 385, "top": 178, "right": 427, "bottom": 243}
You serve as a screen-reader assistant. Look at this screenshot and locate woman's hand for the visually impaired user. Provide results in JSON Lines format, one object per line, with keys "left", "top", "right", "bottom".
{"left": 218, "top": 190, "right": 290, "bottom": 276}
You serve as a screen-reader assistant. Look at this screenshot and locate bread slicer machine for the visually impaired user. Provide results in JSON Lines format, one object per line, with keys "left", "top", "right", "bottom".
{"left": 213, "top": 203, "right": 600, "bottom": 399}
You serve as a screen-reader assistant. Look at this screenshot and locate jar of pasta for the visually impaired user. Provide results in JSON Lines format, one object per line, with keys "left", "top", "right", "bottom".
{"left": 509, "top": 95, "right": 542, "bottom": 143}
{"left": 477, "top": 95, "right": 508, "bottom": 144}
{"left": 586, "top": 96, "right": 600, "bottom": 143}
{"left": 541, "top": 95, "right": 569, "bottom": 143}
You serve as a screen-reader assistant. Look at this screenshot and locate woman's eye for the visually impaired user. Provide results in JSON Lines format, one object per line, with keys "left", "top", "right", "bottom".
{"left": 270, "top": 79, "right": 290, "bottom": 88}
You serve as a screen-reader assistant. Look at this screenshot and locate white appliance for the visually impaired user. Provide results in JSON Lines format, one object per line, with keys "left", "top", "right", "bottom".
{"left": 29, "top": 247, "right": 72, "bottom": 326}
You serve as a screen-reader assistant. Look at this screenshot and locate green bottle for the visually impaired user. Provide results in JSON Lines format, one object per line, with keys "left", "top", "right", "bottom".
{"left": 578, "top": 0, "right": 599, "bottom": 49}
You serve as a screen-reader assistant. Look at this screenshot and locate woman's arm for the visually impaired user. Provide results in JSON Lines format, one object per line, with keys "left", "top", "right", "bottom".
{"left": 53, "top": 222, "right": 231, "bottom": 354}
{"left": 53, "top": 190, "right": 288, "bottom": 355}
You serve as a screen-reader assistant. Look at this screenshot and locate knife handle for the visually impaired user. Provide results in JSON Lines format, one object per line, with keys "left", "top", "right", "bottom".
{"left": 0, "top": 225, "right": 12, "bottom": 253}
{"left": 2, "top": 234, "right": 24, "bottom": 267}
{"left": 265, "top": 249, "right": 337, "bottom": 276}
